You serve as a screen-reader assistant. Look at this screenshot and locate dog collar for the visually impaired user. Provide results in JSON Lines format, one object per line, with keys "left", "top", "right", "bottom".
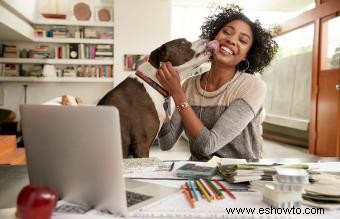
{"left": 135, "top": 71, "right": 170, "bottom": 98}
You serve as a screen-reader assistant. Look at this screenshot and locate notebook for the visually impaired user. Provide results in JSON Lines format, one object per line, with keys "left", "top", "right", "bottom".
{"left": 20, "top": 104, "right": 178, "bottom": 216}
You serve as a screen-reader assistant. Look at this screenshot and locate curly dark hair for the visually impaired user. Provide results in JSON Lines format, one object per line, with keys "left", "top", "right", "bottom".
{"left": 200, "top": 4, "right": 278, "bottom": 74}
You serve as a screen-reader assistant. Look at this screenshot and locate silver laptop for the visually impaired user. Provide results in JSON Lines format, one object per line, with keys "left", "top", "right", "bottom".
{"left": 20, "top": 104, "right": 178, "bottom": 216}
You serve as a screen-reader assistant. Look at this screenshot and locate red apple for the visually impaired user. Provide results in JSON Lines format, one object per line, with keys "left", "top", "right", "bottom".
{"left": 16, "top": 185, "right": 58, "bottom": 219}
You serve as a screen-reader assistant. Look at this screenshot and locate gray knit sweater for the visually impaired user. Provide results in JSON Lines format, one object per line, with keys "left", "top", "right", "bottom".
{"left": 158, "top": 71, "right": 266, "bottom": 161}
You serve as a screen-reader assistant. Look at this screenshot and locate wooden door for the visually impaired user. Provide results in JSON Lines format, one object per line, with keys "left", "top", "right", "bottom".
{"left": 315, "top": 14, "right": 340, "bottom": 156}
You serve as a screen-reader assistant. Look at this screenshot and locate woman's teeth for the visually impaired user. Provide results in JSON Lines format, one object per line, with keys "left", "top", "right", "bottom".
{"left": 221, "top": 46, "right": 233, "bottom": 55}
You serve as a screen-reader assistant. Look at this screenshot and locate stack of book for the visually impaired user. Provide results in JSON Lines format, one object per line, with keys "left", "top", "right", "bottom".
{"left": 302, "top": 173, "right": 340, "bottom": 209}
{"left": 95, "top": 44, "right": 113, "bottom": 59}
{"left": 98, "top": 31, "right": 113, "bottom": 39}
{"left": 63, "top": 66, "right": 76, "bottom": 77}
{"left": 48, "top": 26, "right": 68, "bottom": 38}
{"left": 3, "top": 64, "right": 19, "bottom": 76}
{"left": 84, "top": 28, "right": 97, "bottom": 38}
{"left": 3, "top": 45, "right": 18, "bottom": 58}
{"left": 217, "top": 164, "right": 278, "bottom": 183}
{"left": 29, "top": 45, "right": 50, "bottom": 59}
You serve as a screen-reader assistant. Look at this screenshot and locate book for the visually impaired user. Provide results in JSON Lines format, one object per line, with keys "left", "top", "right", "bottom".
{"left": 218, "top": 164, "right": 309, "bottom": 183}
{"left": 175, "top": 163, "right": 216, "bottom": 179}
{"left": 123, "top": 157, "right": 170, "bottom": 174}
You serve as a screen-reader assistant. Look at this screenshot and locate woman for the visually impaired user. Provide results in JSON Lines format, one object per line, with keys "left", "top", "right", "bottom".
{"left": 156, "top": 5, "right": 278, "bottom": 161}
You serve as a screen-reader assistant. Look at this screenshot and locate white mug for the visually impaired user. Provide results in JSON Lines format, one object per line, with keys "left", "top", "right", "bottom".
{"left": 42, "top": 64, "right": 57, "bottom": 77}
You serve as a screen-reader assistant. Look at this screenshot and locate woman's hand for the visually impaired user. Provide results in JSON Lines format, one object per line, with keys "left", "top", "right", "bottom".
{"left": 156, "top": 62, "right": 185, "bottom": 101}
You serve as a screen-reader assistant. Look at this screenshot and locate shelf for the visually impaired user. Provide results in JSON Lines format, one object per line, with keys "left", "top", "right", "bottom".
{"left": 0, "top": 76, "right": 113, "bottom": 83}
{"left": 33, "top": 19, "right": 114, "bottom": 27}
{"left": 0, "top": 58, "right": 114, "bottom": 65}
{"left": 32, "top": 37, "right": 114, "bottom": 44}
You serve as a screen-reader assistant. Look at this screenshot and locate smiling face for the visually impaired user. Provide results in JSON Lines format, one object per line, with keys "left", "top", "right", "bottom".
{"left": 213, "top": 19, "right": 253, "bottom": 69}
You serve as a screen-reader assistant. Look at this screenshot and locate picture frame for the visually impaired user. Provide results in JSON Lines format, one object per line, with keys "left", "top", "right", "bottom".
{"left": 124, "top": 54, "right": 148, "bottom": 71}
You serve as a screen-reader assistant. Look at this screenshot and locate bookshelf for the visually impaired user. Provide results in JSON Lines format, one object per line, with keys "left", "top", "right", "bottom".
{"left": 0, "top": 0, "right": 172, "bottom": 119}
{"left": 33, "top": 19, "right": 114, "bottom": 27}
{"left": 32, "top": 37, "right": 114, "bottom": 44}
{"left": 0, "top": 0, "right": 114, "bottom": 81}
{"left": 0, "top": 58, "right": 114, "bottom": 65}
{"left": 0, "top": 76, "right": 113, "bottom": 83}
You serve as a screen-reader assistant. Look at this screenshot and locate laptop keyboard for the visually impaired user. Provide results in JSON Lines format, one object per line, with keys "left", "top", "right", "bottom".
{"left": 54, "top": 191, "right": 153, "bottom": 214}
{"left": 126, "top": 191, "right": 153, "bottom": 207}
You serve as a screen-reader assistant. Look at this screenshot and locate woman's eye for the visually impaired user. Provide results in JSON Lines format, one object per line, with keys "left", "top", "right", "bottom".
{"left": 223, "top": 29, "right": 232, "bottom": 35}
{"left": 240, "top": 38, "right": 249, "bottom": 44}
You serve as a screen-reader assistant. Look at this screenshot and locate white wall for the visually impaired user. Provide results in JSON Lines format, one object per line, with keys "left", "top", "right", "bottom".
{"left": 114, "top": 0, "right": 171, "bottom": 85}
{"left": 0, "top": 0, "right": 172, "bottom": 120}
{"left": 2, "top": 0, "right": 37, "bottom": 21}
{"left": 0, "top": 4, "right": 34, "bottom": 40}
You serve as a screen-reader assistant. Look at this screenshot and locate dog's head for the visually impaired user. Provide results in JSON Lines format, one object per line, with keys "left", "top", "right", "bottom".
{"left": 148, "top": 38, "right": 195, "bottom": 68}
{"left": 147, "top": 38, "right": 218, "bottom": 80}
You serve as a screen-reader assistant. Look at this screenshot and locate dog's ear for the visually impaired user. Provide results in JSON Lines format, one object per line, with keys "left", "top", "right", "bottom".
{"left": 148, "top": 47, "right": 161, "bottom": 69}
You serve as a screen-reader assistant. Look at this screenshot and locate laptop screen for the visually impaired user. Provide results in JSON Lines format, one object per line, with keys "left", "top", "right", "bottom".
{"left": 20, "top": 104, "right": 128, "bottom": 215}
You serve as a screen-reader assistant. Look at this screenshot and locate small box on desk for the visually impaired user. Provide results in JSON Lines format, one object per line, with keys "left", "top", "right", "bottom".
{"left": 175, "top": 163, "right": 216, "bottom": 179}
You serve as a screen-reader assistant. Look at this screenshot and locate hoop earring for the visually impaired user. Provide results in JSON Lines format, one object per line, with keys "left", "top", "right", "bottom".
{"left": 242, "top": 59, "right": 249, "bottom": 72}
{"left": 236, "top": 59, "right": 250, "bottom": 72}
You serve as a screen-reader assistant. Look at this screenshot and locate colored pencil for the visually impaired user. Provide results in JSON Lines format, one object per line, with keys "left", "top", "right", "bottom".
{"left": 199, "top": 178, "right": 215, "bottom": 200}
{"left": 194, "top": 180, "right": 205, "bottom": 199}
{"left": 181, "top": 184, "right": 195, "bottom": 208}
{"left": 188, "top": 180, "right": 199, "bottom": 201}
{"left": 202, "top": 179, "right": 220, "bottom": 200}
{"left": 207, "top": 179, "right": 224, "bottom": 198}
{"left": 195, "top": 180, "right": 212, "bottom": 202}
{"left": 213, "top": 179, "right": 236, "bottom": 200}
{"left": 206, "top": 179, "right": 225, "bottom": 199}
{"left": 184, "top": 182, "right": 194, "bottom": 200}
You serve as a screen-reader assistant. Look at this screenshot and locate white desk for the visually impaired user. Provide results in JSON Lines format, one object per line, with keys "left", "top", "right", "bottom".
{"left": 1, "top": 159, "right": 340, "bottom": 219}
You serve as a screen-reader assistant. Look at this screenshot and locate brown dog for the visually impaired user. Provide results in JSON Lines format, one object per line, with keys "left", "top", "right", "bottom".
{"left": 98, "top": 38, "right": 218, "bottom": 158}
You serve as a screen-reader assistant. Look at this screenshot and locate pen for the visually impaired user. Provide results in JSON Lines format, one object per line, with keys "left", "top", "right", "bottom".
{"left": 169, "top": 162, "right": 175, "bottom": 171}
{"left": 188, "top": 180, "right": 199, "bottom": 201}
{"left": 213, "top": 179, "right": 236, "bottom": 200}
{"left": 181, "top": 184, "right": 195, "bottom": 208}
{"left": 199, "top": 178, "right": 214, "bottom": 200}
{"left": 195, "top": 180, "right": 212, "bottom": 202}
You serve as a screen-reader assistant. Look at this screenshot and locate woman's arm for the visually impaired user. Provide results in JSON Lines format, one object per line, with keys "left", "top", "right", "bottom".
{"left": 158, "top": 110, "right": 184, "bottom": 150}
{"left": 156, "top": 62, "right": 205, "bottom": 139}
{"left": 191, "top": 99, "right": 256, "bottom": 156}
